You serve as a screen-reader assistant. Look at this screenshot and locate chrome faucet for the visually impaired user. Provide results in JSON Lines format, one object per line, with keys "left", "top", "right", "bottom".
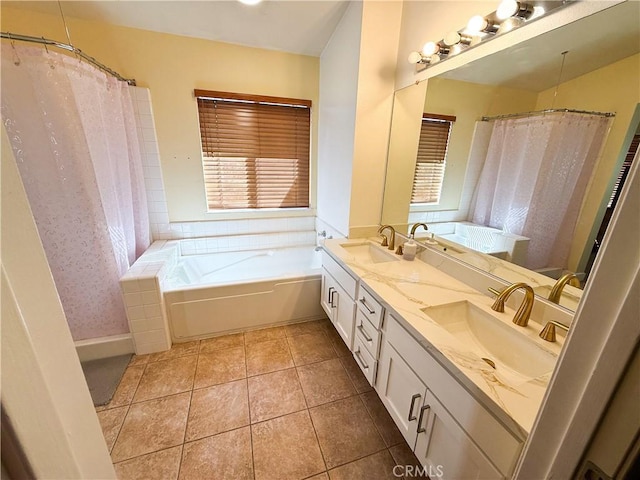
{"left": 410, "top": 223, "right": 429, "bottom": 237}
{"left": 548, "top": 273, "right": 580, "bottom": 304}
{"left": 377, "top": 225, "right": 395, "bottom": 251}
{"left": 490, "top": 282, "right": 535, "bottom": 327}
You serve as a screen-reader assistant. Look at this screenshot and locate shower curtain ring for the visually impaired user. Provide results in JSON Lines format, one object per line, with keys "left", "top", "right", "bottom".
{"left": 9, "top": 35, "right": 21, "bottom": 66}
{"left": 42, "top": 37, "right": 49, "bottom": 54}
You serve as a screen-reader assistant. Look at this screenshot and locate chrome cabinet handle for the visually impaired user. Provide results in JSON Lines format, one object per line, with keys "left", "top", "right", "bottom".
{"left": 329, "top": 287, "right": 336, "bottom": 308}
{"left": 357, "top": 322, "right": 373, "bottom": 342}
{"left": 359, "top": 297, "right": 375, "bottom": 314}
{"left": 354, "top": 348, "right": 369, "bottom": 370}
{"left": 416, "top": 404, "right": 431, "bottom": 433}
{"left": 408, "top": 393, "right": 421, "bottom": 421}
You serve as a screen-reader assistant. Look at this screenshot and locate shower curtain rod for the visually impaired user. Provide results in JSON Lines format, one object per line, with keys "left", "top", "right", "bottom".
{"left": 1, "top": 31, "right": 136, "bottom": 86}
{"left": 481, "top": 108, "right": 615, "bottom": 122}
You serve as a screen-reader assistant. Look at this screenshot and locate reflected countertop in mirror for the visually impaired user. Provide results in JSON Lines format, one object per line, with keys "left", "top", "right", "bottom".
{"left": 381, "top": 1, "right": 640, "bottom": 313}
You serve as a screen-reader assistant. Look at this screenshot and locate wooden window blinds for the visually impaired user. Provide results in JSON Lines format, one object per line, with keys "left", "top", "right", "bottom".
{"left": 195, "top": 90, "right": 311, "bottom": 210}
{"left": 410, "top": 114, "right": 455, "bottom": 205}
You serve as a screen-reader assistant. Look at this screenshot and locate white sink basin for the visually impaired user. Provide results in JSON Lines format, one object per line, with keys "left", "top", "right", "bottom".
{"left": 421, "top": 301, "right": 557, "bottom": 380}
{"left": 341, "top": 243, "right": 400, "bottom": 264}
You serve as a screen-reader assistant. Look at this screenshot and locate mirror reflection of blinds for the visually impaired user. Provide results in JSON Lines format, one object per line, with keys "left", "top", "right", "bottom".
{"left": 411, "top": 114, "right": 455, "bottom": 204}
{"left": 195, "top": 90, "right": 311, "bottom": 210}
{"left": 608, "top": 133, "right": 639, "bottom": 209}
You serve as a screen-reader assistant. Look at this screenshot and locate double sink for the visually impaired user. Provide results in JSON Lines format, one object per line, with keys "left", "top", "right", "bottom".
{"left": 341, "top": 241, "right": 559, "bottom": 383}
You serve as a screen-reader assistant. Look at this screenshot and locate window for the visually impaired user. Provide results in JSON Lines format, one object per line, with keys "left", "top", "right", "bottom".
{"left": 195, "top": 89, "right": 311, "bottom": 210}
{"left": 410, "top": 114, "right": 455, "bottom": 205}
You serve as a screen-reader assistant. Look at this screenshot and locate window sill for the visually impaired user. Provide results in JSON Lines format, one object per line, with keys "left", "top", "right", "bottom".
{"left": 203, "top": 207, "right": 316, "bottom": 221}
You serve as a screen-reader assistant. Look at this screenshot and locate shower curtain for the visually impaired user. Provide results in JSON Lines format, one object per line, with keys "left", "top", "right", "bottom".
{"left": 1, "top": 44, "right": 150, "bottom": 340}
{"left": 469, "top": 112, "right": 611, "bottom": 270}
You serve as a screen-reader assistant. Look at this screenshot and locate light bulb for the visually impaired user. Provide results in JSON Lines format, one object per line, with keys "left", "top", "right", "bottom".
{"left": 408, "top": 51, "right": 424, "bottom": 64}
{"left": 422, "top": 41, "right": 440, "bottom": 56}
{"left": 429, "top": 54, "right": 441, "bottom": 64}
{"left": 497, "top": 16, "right": 524, "bottom": 34}
{"left": 238, "top": 0, "right": 263, "bottom": 5}
{"left": 467, "top": 15, "right": 488, "bottom": 33}
{"left": 496, "top": 0, "right": 519, "bottom": 20}
{"left": 443, "top": 32, "right": 461, "bottom": 47}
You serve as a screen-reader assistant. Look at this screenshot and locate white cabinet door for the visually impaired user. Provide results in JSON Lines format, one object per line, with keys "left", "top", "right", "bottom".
{"left": 320, "top": 270, "right": 336, "bottom": 320}
{"left": 376, "top": 341, "right": 427, "bottom": 448}
{"left": 333, "top": 281, "right": 356, "bottom": 350}
{"left": 415, "top": 391, "right": 503, "bottom": 480}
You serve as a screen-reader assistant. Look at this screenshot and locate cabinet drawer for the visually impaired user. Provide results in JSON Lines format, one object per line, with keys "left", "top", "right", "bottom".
{"left": 322, "top": 251, "right": 356, "bottom": 300}
{"left": 385, "top": 313, "right": 523, "bottom": 476}
{"left": 353, "top": 334, "right": 377, "bottom": 385}
{"left": 356, "top": 284, "right": 384, "bottom": 328}
{"left": 355, "top": 309, "right": 381, "bottom": 357}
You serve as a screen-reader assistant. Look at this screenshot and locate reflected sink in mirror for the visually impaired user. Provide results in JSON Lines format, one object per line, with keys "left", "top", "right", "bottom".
{"left": 340, "top": 242, "right": 400, "bottom": 264}
{"left": 421, "top": 301, "right": 557, "bottom": 382}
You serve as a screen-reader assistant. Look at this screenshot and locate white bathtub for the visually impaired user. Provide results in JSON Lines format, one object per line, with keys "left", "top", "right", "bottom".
{"left": 163, "top": 246, "right": 325, "bottom": 341}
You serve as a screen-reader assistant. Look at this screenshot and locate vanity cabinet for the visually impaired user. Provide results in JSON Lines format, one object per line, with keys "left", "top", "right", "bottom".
{"left": 321, "top": 252, "right": 356, "bottom": 349}
{"left": 377, "top": 312, "right": 523, "bottom": 479}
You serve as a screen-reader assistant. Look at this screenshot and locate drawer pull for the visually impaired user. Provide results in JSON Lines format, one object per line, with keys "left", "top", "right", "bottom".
{"left": 359, "top": 297, "right": 376, "bottom": 314}
{"left": 408, "top": 393, "right": 421, "bottom": 421}
{"left": 416, "top": 404, "right": 431, "bottom": 433}
{"left": 328, "top": 287, "right": 335, "bottom": 307}
{"left": 354, "top": 348, "right": 369, "bottom": 370}
{"left": 357, "top": 322, "right": 373, "bottom": 342}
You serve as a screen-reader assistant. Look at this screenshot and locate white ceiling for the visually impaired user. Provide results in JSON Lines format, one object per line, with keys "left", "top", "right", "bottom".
{"left": 4, "top": 0, "right": 350, "bottom": 56}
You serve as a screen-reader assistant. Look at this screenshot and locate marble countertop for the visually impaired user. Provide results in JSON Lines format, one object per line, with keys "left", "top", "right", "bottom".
{"left": 323, "top": 237, "right": 567, "bottom": 438}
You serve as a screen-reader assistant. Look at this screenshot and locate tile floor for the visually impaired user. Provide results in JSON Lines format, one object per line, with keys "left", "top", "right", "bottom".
{"left": 96, "top": 318, "right": 427, "bottom": 480}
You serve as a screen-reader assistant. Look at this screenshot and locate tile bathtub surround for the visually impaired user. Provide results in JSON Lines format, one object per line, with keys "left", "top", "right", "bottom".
{"left": 97, "top": 319, "right": 425, "bottom": 480}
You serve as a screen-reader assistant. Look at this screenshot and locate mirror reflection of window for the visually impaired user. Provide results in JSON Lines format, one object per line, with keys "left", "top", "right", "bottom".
{"left": 411, "top": 114, "right": 456, "bottom": 205}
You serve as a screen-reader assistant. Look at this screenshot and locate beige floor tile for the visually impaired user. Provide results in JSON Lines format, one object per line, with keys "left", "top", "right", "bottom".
{"left": 111, "top": 393, "right": 190, "bottom": 463}
{"left": 360, "top": 391, "right": 404, "bottom": 447}
{"left": 287, "top": 331, "right": 336, "bottom": 366}
{"left": 106, "top": 365, "right": 145, "bottom": 408}
{"left": 388, "top": 442, "right": 429, "bottom": 479}
{"left": 310, "top": 395, "right": 386, "bottom": 469}
{"left": 306, "top": 473, "right": 329, "bottom": 480}
{"left": 244, "top": 326, "right": 286, "bottom": 345}
{"left": 248, "top": 368, "right": 307, "bottom": 423}
{"left": 133, "top": 356, "right": 197, "bottom": 403}
{"left": 328, "top": 450, "right": 399, "bottom": 480}
{"left": 339, "top": 355, "right": 373, "bottom": 394}
{"left": 297, "top": 358, "right": 356, "bottom": 407}
{"left": 194, "top": 346, "right": 246, "bottom": 389}
{"left": 284, "top": 320, "right": 325, "bottom": 337}
{"left": 199, "top": 332, "right": 244, "bottom": 353}
{"left": 324, "top": 326, "right": 352, "bottom": 358}
{"left": 149, "top": 341, "right": 200, "bottom": 363}
{"left": 246, "top": 338, "right": 294, "bottom": 377}
{"left": 252, "top": 410, "right": 326, "bottom": 480}
{"left": 128, "top": 354, "right": 150, "bottom": 367}
{"left": 96, "top": 406, "right": 127, "bottom": 452}
{"left": 114, "top": 446, "right": 182, "bottom": 480}
{"left": 186, "top": 380, "right": 249, "bottom": 442}
{"left": 179, "top": 427, "right": 253, "bottom": 480}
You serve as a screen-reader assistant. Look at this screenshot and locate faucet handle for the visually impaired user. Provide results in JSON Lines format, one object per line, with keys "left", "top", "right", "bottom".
{"left": 539, "top": 320, "right": 570, "bottom": 342}
{"left": 380, "top": 235, "right": 388, "bottom": 247}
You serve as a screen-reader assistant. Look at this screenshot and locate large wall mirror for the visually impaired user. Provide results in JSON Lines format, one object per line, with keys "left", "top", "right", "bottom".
{"left": 381, "top": 1, "right": 640, "bottom": 312}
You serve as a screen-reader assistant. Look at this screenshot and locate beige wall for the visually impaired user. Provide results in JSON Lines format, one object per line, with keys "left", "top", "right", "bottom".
{"left": 1, "top": 6, "right": 320, "bottom": 222}
{"left": 536, "top": 53, "right": 640, "bottom": 271}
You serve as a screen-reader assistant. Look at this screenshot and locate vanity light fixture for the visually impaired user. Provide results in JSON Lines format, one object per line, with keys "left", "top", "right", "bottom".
{"left": 496, "top": 0, "right": 535, "bottom": 20}
{"left": 238, "top": 0, "right": 263, "bottom": 5}
{"left": 466, "top": 15, "right": 499, "bottom": 35}
{"left": 410, "top": 1, "right": 566, "bottom": 71}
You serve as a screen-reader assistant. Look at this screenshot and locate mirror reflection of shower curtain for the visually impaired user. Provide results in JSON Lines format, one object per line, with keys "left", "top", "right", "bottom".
{"left": 1, "top": 44, "right": 150, "bottom": 340}
{"left": 468, "top": 112, "right": 611, "bottom": 270}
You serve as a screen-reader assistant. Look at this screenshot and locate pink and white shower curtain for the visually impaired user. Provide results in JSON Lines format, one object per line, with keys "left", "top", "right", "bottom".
{"left": 469, "top": 112, "right": 611, "bottom": 270}
{"left": 1, "top": 44, "right": 149, "bottom": 340}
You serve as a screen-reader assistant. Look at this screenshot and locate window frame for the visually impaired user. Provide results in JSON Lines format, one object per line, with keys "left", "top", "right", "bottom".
{"left": 410, "top": 113, "right": 456, "bottom": 206}
{"left": 195, "top": 89, "right": 312, "bottom": 213}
